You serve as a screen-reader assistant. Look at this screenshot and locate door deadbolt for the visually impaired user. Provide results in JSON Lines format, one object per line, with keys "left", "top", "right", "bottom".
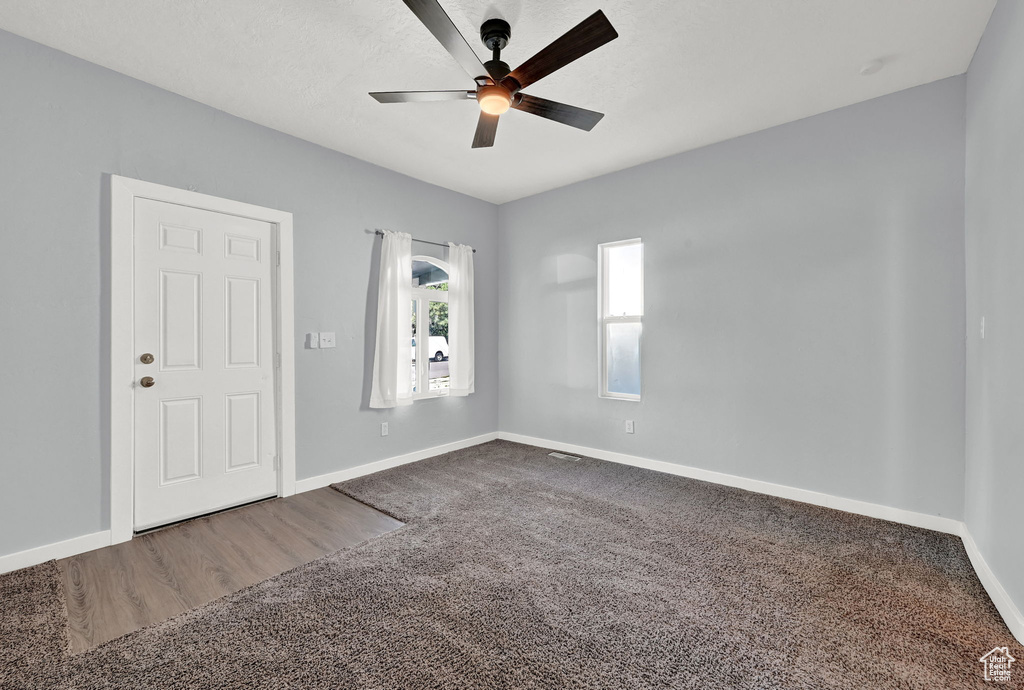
{"left": 139, "top": 353, "right": 154, "bottom": 364}
{"left": 140, "top": 376, "right": 156, "bottom": 388}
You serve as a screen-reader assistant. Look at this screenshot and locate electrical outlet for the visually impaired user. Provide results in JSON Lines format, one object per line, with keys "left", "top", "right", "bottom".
{"left": 306, "top": 332, "right": 319, "bottom": 349}
{"left": 381, "top": 422, "right": 389, "bottom": 437}
{"left": 319, "top": 332, "right": 337, "bottom": 348}
{"left": 625, "top": 420, "right": 635, "bottom": 434}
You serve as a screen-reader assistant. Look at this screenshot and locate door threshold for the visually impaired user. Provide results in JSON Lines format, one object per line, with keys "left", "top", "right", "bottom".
{"left": 134, "top": 494, "right": 277, "bottom": 536}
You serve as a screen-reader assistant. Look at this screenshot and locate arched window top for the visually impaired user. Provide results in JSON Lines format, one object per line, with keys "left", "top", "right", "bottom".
{"left": 412, "top": 255, "right": 449, "bottom": 289}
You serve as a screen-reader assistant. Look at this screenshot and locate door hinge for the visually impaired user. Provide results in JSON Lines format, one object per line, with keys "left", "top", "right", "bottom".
{"left": 275, "top": 352, "right": 281, "bottom": 368}
{"left": 276, "top": 250, "right": 281, "bottom": 267}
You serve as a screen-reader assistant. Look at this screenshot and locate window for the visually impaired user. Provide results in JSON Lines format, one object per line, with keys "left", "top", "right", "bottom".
{"left": 411, "top": 256, "right": 450, "bottom": 398}
{"left": 370, "top": 231, "right": 472, "bottom": 409}
{"left": 599, "top": 239, "right": 643, "bottom": 400}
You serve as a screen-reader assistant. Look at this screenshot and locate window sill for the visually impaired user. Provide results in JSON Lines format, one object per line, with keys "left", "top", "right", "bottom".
{"left": 599, "top": 393, "right": 641, "bottom": 402}
{"left": 413, "top": 391, "right": 450, "bottom": 402}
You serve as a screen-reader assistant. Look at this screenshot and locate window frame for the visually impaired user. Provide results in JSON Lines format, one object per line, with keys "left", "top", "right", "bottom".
{"left": 411, "top": 255, "right": 450, "bottom": 400}
{"left": 597, "top": 238, "right": 643, "bottom": 401}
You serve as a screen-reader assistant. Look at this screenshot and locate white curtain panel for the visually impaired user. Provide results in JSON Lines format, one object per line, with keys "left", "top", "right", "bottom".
{"left": 369, "top": 230, "right": 413, "bottom": 408}
{"left": 447, "top": 242, "right": 475, "bottom": 397}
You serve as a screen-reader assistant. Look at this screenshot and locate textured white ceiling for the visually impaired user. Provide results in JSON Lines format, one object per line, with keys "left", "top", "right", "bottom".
{"left": 0, "top": 0, "right": 995, "bottom": 203}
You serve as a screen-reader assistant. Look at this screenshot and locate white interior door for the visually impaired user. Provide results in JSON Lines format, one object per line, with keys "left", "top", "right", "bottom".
{"left": 133, "top": 198, "right": 277, "bottom": 530}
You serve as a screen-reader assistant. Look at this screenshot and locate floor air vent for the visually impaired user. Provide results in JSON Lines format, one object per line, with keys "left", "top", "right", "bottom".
{"left": 548, "top": 452, "right": 580, "bottom": 461}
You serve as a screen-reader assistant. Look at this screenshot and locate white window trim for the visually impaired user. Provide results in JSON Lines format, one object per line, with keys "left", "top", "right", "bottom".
{"left": 412, "top": 256, "right": 450, "bottom": 400}
{"left": 598, "top": 238, "right": 643, "bottom": 401}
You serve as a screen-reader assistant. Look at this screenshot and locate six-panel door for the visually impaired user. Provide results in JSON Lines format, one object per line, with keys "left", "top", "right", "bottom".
{"left": 133, "top": 198, "right": 277, "bottom": 530}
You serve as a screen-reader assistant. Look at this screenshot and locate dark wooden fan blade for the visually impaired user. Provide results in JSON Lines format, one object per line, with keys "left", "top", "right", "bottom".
{"left": 513, "top": 94, "right": 604, "bottom": 131}
{"left": 403, "top": 0, "right": 487, "bottom": 80}
{"left": 504, "top": 10, "right": 618, "bottom": 90}
{"left": 472, "top": 112, "right": 499, "bottom": 148}
{"left": 370, "top": 90, "right": 473, "bottom": 103}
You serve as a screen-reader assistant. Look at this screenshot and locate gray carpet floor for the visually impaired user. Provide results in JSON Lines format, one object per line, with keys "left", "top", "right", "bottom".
{"left": 0, "top": 440, "right": 1018, "bottom": 688}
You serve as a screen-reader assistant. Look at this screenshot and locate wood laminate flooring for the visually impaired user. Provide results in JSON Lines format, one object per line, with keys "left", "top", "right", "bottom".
{"left": 58, "top": 488, "right": 403, "bottom": 653}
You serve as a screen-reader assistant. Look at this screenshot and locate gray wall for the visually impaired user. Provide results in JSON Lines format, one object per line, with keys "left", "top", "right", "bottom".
{"left": 965, "top": 0, "right": 1024, "bottom": 615}
{"left": 499, "top": 77, "right": 967, "bottom": 519}
{"left": 0, "top": 29, "right": 498, "bottom": 557}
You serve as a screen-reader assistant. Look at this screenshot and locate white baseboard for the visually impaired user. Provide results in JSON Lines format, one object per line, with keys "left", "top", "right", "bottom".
{"left": 960, "top": 525, "right": 1024, "bottom": 645}
{"left": 294, "top": 432, "right": 500, "bottom": 494}
{"left": 0, "top": 530, "right": 111, "bottom": 575}
{"left": 498, "top": 432, "right": 962, "bottom": 535}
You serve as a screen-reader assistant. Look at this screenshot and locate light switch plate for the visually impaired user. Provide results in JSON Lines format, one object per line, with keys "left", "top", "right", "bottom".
{"left": 319, "top": 332, "right": 337, "bottom": 348}
{"left": 306, "top": 332, "right": 319, "bottom": 349}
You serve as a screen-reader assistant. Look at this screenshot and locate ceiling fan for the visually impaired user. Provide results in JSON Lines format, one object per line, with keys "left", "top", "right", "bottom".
{"left": 370, "top": 0, "right": 618, "bottom": 148}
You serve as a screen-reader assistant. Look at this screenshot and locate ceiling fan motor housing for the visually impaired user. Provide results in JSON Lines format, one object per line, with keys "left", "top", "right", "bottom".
{"left": 484, "top": 59, "right": 511, "bottom": 81}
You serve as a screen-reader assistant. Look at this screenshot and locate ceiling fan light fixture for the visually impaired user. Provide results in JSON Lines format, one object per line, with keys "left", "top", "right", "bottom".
{"left": 477, "top": 85, "right": 512, "bottom": 115}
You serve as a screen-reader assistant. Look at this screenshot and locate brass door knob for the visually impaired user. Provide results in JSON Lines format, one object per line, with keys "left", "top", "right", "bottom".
{"left": 140, "top": 353, "right": 154, "bottom": 364}
{"left": 140, "top": 376, "right": 156, "bottom": 388}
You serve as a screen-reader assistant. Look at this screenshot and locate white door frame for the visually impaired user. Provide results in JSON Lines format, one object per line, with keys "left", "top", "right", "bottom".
{"left": 109, "top": 175, "right": 296, "bottom": 544}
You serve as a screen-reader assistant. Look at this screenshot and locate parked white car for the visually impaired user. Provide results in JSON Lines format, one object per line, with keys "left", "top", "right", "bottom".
{"left": 412, "top": 335, "right": 449, "bottom": 362}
